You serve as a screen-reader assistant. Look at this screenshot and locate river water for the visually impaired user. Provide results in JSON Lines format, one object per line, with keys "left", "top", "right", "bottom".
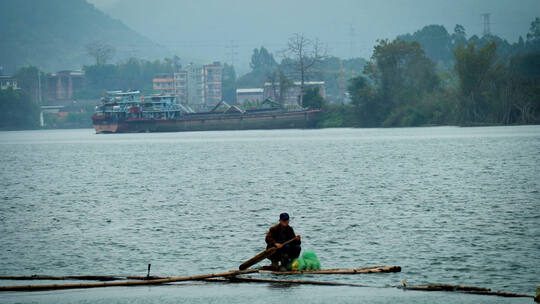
{"left": 0, "top": 126, "right": 539, "bottom": 303}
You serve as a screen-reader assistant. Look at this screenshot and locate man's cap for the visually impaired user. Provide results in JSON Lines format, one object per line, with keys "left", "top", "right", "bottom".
{"left": 279, "top": 213, "right": 290, "bottom": 221}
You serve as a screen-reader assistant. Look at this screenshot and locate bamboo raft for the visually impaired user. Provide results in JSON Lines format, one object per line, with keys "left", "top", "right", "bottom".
{"left": 1, "top": 266, "right": 537, "bottom": 300}
{"left": 0, "top": 266, "right": 398, "bottom": 292}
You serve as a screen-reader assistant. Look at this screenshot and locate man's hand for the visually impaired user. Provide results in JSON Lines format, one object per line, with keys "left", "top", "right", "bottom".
{"left": 296, "top": 235, "right": 301, "bottom": 241}
{"left": 275, "top": 243, "right": 283, "bottom": 249}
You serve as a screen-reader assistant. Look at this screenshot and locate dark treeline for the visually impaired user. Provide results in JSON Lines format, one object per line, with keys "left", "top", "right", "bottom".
{"left": 79, "top": 56, "right": 181, "bottom": 98}
{"left": 326, "top": 18, "right": 540, "bottom": 127}
{"left": 0, "top": 88, "right": 40, "bottom": 130}
{"left": 0, "top": 66, "right": 44, "bottom": 130}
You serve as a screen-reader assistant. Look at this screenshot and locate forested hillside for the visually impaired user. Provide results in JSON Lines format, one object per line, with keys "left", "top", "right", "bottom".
{"left": 0, "top": 0, "right": 162, "bottom": 73}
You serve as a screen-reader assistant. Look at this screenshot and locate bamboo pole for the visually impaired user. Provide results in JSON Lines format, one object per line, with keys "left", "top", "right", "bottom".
{"left": 259, "top": 265, "right": 401, "bottom": 275}
{"left": 0, "top": 269, "right": 258, "bottom": 292}
{"left": 0, "top": 265, "right": 400, "bottom": 283}
{"left": 125, "top": 266, "right": 402, "bottom": 279}
{"left": 126, "top": 276, "right": 168, "bottom": 280}
{"left": 239, "top": 237, "right": 298, "bottom": 270}
{"left": 0, "top": 275, "right": 123, "bottom": 281}
{"left": 205, "top": 276, "right": 371, "bottom": 287}
{"left": 401, "top": 284, "right": 534, "bottom": 298}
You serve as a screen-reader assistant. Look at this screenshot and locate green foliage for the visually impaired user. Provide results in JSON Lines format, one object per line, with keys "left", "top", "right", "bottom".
{"left": 315, "top": 104, "right": 357, "bottom": 128}
{"left": 396, "top": 22, "right": 538, "bottom": 66}
{"left": 237, "top": 47, "right": 278, "bottom": 88}
{"left": 351, "top": 39, "right": 440, "bottom": 127}
{"left": 250, "top": 47, "right": 277, "bottom": 71}
{"left": 453, "top": 41, "right": 504, "bottom": 123}
{"left": 222, "top": 63, "right": 237, "bottom": 103}
{"left": 82, "top": 58, "right": 177, "bottom": 97}
{"left": 527, "top": 17, "right": 540, "bottom": 43}
{"left": 0, "top": 0, "right": 160, "bottom": 74}
{"left": 302, "top": 87, "right": 325, "bottom": 109}
{"left": 399, "top": 25, "right": 453, "bottom": 64}
{"left": 504, "top": 51, "right": 540, "bottom": 124}
{"left": 347, "top": 76, "right": 380, "bottom": 127}
{"left": 15, "top": 66, "right": 46, "bottom": 103}
{"left": 0, "top": 87, "right": 40, "bottom": 130}
{"left": 341, "top": 33, "right": 540, "bottom": 128}
{"left": 42, "top": 104, "right": 95, "bottom": 129}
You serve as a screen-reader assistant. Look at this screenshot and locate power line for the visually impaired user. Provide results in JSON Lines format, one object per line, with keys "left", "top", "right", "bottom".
{"left": 482, "top": 13, "right": 491, "bottom": 36}
{"left": 349, "top": 24, "right": 356, "bottom": 58}
{"left": 225, "top": 40, "right": 239, "bottom": 66}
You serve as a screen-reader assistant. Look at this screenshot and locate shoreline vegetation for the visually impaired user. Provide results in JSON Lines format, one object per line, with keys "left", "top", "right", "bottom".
{"left": 1, "top": 19, "right": 539, "bottom": 131}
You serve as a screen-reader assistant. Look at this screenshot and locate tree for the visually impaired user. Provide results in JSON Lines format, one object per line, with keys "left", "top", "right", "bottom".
{"left": 278, "top": 70, "right": 293, "bottom": 105}
{"left": 365, "top": 39, "right": 439, "bottom": 119}
{"left": 266, "top": 71, "right": 279, "bottom": 101}
{"left": 505, "top": 51, "right": 540, "bottom": 123}
{"left": 454, "top": 24, "right": 466, "bottom": 36}
{"left": 452, "top": 24, "right": 467, "bottom": 46}
{"left": 302, "top": 87, "right": 325, "bottom": 109}
{"left": 82, "top": 57, "right": 176, "bottom": 97}
{"left": 222, "top": 63, "right": 237, "bottom": 103}
{"left": 164, "top": 55, "right": 182, "bottom": 72}
{"left": 526, "top": 17, "right": 540, "bottom": 43}
{"left": 398, "top": 25, "right": 453, "bottom": 64}
{"left": 453, "top": 41, "right": 503, "bottom": 123}
{"left": 86, "top": 41, "right": 116, "bottom": 65}
{"left": 0, "top": 87, "right": 40, "bottom": 130}
{"left": 348, "top": 76, "right": 378, "bottom": 126}
{"left": 283, "top": 33, "right": 327, "bottom": 106}
{"left": 525, "top": 17, "right": 540, "bottom": 52}
{"left": 250, "top": 46, "right": 277, "bottom": 71}
{"left": 237, "top": 46, "right": 278, "bottom": 88}
{"left": 15, "top": 66, "right": 45, "bottom": 104}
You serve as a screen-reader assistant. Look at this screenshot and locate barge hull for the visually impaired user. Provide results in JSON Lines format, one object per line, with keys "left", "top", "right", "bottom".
{"left": 93, "top": 111, "right": 320, "bottom": 133}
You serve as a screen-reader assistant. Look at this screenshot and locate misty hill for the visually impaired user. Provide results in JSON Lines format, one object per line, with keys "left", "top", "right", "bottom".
{"left": 0, "top": 0, "right": 164, "bottom": 74}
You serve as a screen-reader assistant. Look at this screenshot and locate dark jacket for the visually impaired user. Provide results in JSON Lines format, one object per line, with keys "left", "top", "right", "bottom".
{"left": 265, "top": 224, "right": 301, "bottom": 249}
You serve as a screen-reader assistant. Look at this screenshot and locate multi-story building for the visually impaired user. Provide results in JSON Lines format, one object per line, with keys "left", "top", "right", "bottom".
{"left": 152, "top": 62, "right": 222, "bottom": 109}
{"left": 152, "top": 73, "right": 175, "bottom": 96}
{"left": 203, "top": 62, "right": 222, "bottom": 107}
{"left": 0, "top": 75, "right": 19, "bottom": 90}
{"left": 263, "top": 81, "right": 326, "bottom": 105}
{"left": 186, "top": 64, "right": 205, "bottom": 107}
{"left": 173, "top": 71, "right": 188, "bottom": 104}
{"left": 47, "top": 70, "right": 85, "bottom": 100}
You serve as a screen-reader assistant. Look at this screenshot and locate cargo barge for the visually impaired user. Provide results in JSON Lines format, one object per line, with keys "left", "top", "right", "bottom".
{"left": 92, "top": 91, "right": 320, "bottom": 133}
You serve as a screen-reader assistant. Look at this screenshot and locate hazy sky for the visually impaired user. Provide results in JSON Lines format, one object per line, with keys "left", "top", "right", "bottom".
{"left": 88, "top": 0, "right": 540, "bottom": 73}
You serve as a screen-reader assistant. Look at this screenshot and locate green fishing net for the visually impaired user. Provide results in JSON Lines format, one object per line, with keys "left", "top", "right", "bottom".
{"left": 290, "top": 250, "right": 321, "bottom": 271}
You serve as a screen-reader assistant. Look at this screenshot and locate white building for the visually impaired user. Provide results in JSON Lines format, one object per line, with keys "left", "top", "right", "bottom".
{"left": 236, "top": 88, "right": 264, "bottom": 104}
{"left": 0, "top": 76, "right": 19, "bottom": 90}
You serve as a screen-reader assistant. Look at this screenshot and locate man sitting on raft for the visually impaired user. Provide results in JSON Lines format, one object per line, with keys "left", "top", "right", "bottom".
{"left": 266, "top": 212, "right": 301, "bottom": 271}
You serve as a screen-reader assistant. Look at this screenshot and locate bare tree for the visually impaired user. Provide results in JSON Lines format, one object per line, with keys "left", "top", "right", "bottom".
{"left": 86, "top": 41, "right": 116, "bottom": 65}
{"left": 266, "top": 71, "right": 279, "bottom": 101}
{"left": 278, "top": 70, "right": 292, "bottom": 105}
{"left": 283, "top": 33, "right": 327, "bottom": 106}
